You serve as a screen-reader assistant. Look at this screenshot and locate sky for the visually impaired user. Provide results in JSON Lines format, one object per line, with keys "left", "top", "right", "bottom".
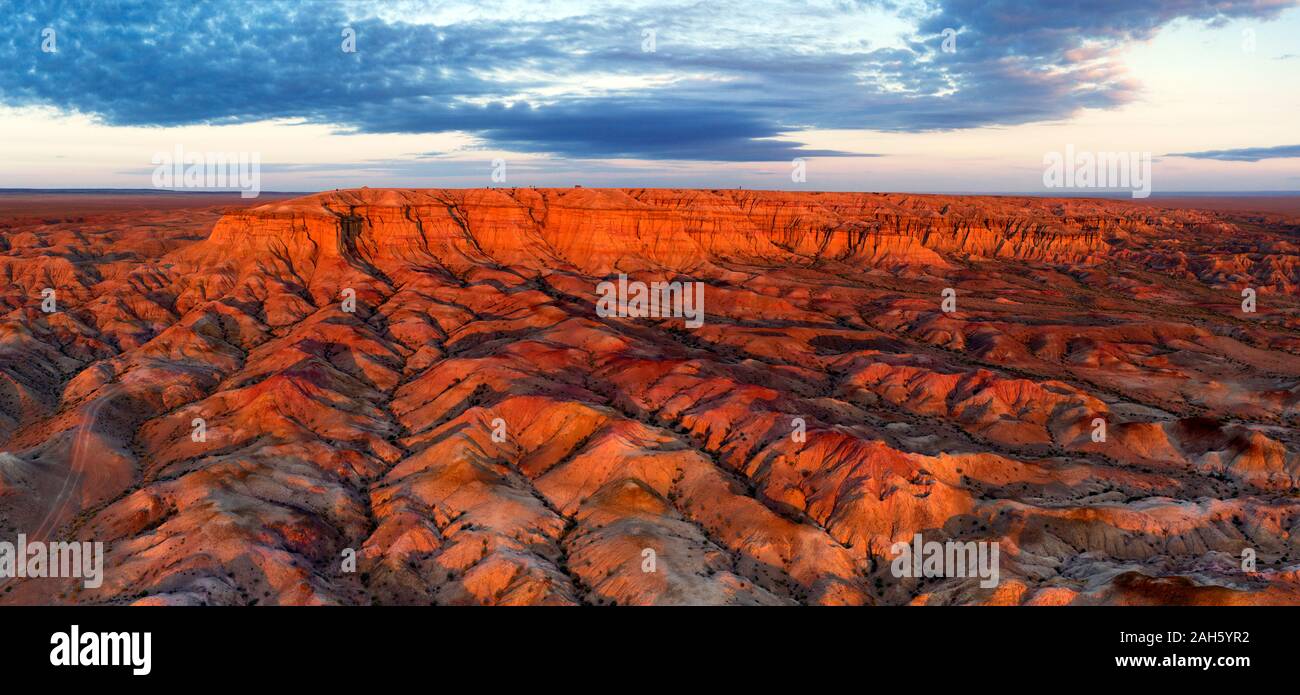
{"left": 1, "top": 0, "right": 1298, "bottom": 193}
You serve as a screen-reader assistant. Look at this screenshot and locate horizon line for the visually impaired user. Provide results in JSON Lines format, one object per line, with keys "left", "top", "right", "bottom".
{"left": 3, "top": 187, "right": 1300, "bottom": 198}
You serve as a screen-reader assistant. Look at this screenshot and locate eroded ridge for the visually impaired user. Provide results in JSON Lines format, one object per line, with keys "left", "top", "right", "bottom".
{"left": 1, "top": 189, "right": 1297, "bottom": 605}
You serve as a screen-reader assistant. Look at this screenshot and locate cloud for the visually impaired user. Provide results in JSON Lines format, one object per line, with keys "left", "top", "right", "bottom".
{"left": 1168, "top": 144, "right": 1300, "bottom": 162}
{"left": 0, "top": 0, "right": 1292, "bottom": 161}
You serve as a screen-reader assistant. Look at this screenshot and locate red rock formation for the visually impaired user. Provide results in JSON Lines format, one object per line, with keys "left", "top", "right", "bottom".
{"left": 1, "top": 189, "right": 1297, "bottom": 605}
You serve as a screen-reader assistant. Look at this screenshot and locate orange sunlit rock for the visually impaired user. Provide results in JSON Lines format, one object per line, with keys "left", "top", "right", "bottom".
{"left": 0, "top": 189, "right": 1296, "bottom": 605}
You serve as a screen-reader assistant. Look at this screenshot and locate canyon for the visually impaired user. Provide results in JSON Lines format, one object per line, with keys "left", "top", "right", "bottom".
{"left": 0, "top": 188, "right": 1297, "bottom": 605}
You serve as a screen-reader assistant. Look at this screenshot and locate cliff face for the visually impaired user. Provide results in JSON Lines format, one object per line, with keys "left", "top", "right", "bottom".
{"left": 195, "top": 188, "right": 1114, "bottom": 277}
{"left": 2, "top": 190, "right": 1298, "bottom": 606}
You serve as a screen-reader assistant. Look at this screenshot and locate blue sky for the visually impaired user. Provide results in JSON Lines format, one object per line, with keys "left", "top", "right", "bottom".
{"left": 2, "top": 0, "right": 1299, "bottom": 192}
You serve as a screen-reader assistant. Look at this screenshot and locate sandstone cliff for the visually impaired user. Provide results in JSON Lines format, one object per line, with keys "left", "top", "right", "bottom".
{"left": 1, "top": 190, "right": 1297, "bottom": 606}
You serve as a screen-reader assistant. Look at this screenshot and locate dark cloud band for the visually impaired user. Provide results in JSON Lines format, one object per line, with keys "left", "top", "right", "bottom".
{"left": 1168, "top": 144, "right": 1300, "bottom": 162}
{"left": 1, "top": 0, "right": 1292, "bottom": 161}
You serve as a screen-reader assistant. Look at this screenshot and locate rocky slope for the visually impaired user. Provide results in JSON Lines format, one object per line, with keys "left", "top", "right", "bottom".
{"left": 1, "top": 188, "right": 1297, "bottom": 605}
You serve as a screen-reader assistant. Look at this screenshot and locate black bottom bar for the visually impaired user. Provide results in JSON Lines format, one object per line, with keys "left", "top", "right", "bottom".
{"left": 0, "top": 606, "right": 1288, "bottom": 684}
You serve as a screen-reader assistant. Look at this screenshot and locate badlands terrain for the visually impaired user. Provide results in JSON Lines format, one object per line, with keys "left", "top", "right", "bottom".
{"left": 0, "top": 188, "right": 1297, "bottom": 606}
